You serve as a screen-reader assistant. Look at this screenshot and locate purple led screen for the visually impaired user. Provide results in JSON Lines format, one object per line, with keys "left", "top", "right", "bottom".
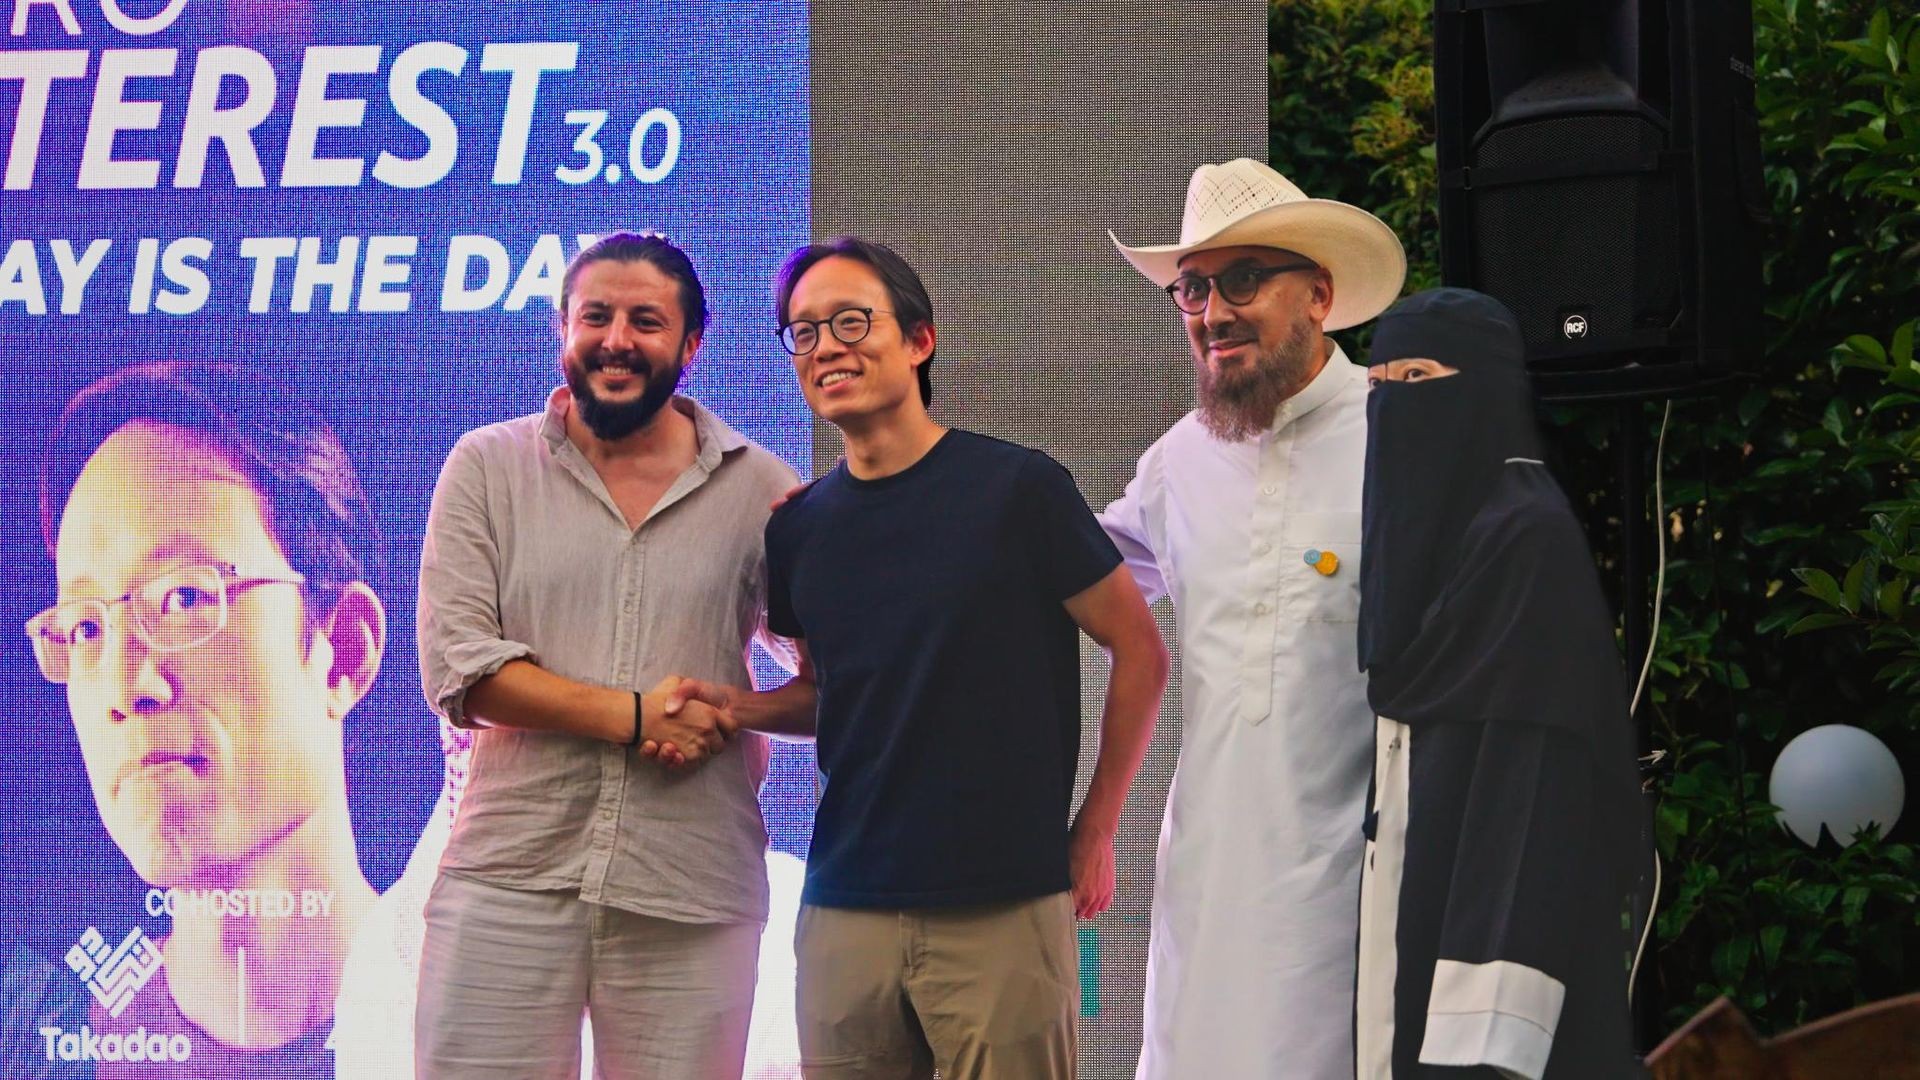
{"left": 0, "top": 1, "right": 811, "bottom": 1074}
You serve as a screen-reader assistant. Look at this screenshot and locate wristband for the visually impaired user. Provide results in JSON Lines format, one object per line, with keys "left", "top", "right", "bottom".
{"left": 628, "top": 690, "right": 645, "bottom": 747}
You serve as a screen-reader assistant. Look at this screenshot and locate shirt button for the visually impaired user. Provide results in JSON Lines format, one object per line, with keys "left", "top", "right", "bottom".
{"left": 1261, "top": 484, "right": 1277, "bottom": 496}
{"left": 1254, "top": 541, "right": 1272, "bottom": 555}
{"left": 1254, "top": 601, "right": 1269, "bottom": 615}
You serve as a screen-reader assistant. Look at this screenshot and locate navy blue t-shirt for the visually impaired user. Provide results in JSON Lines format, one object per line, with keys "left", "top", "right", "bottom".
{"left": 766, "top": 430, "right": 1122, "bottom": 908}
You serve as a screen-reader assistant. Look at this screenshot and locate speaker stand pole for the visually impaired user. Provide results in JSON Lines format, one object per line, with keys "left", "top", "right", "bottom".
{"left": 1616, "top": 399, "right": 1657, "bottom": 1053}
{"left": 1618, "top": 401, "right": 1650, "bottom": 746}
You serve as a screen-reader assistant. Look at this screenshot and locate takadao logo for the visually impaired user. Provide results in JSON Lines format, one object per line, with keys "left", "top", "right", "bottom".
{"left": 43, "top": 925, "right": 194, "bottom": 1063}
{"left": 64, "top": 925, "right": 163, "bottom": 1018}
{"left": 41, "top": 1024, "right": 193, "bottom": 1064}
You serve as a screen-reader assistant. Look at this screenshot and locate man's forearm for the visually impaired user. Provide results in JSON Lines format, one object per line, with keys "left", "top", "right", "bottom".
{"left": 1074, "top": 635, "right": 1168, "bottom": 836}
{"left": 463, "top": 659, "right": 638, "bottom": 742}
{"left": 732, "top": 676, "right": 819, "bottom": 741}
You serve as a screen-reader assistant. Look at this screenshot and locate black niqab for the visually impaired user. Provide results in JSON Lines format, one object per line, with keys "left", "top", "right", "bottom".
{"left": 1358, "top": 287, "right": 1544, "bottom": 678}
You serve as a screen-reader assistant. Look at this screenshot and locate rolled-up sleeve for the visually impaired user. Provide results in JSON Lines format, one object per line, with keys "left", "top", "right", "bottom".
{"left": 1099, "top": 448, "right": 1169, "bottom": 606}
{"left": 418, "top": 433, "right": 536, "bottom": 727}
{"left": 749, "top": 462, "right": 805, "bottom": 678}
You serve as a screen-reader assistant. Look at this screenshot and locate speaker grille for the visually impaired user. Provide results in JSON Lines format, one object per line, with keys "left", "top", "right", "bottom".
{"left": 1470, "top": 114, "right": 1682, "bottom": 364}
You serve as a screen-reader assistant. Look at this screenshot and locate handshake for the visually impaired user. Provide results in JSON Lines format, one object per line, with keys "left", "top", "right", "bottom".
{"left": 635, "top": 675, "right": 738, "bottom": 770}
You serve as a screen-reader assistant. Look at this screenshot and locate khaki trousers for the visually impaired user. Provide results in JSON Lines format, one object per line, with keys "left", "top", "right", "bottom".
{"left": 795, "top": 891, "right": 1078, "bottom": 1080}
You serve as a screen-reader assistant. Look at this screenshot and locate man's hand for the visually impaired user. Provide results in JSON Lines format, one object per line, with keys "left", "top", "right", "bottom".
{"left": 663, "top": 677, "right": 736, "bottom": 717}
{"left": 1068, "top": 820, "right": 1117, "bottom": 920}
{"left": 768, "top": 479, "right": 812, "bottom": 513}
{"left": 636, "top": 675, "right": 735, "bottom": 769}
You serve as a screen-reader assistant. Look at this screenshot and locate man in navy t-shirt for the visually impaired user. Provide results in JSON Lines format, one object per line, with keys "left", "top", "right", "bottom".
{"left": 660, "top": 237, "right": 1168, "bottom": 1078}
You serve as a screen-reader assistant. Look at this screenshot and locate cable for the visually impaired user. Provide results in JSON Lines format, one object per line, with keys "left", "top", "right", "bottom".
{"left": 1629, "top": 851, "right": 1662, "bottom": 1007}
{"left": 1626, "top": 408, "right": 1773, "bottom": 1013}
{"left": 1626, "top": 401, "right": 1672, "bottom": 1005}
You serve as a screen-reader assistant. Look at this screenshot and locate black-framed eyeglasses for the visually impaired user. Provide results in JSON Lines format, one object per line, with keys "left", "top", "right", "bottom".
{"left": 777, "top": 307, "right": 887, "bottom": 355}
{"left": 24, "top": 563, "right": 307, "bottom": 684}
{"left": 1166, "top": 262, "right": 1319, "bottom": 315}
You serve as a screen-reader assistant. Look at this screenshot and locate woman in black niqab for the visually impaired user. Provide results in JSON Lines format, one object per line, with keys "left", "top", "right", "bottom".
{"left": 1352, "top": 288, "right": 1651, "bottom": 1080}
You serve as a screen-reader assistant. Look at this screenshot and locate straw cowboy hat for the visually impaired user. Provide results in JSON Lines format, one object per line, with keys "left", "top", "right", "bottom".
{"left": 1110, "top": 158, "right": 1407, "bottom": 332}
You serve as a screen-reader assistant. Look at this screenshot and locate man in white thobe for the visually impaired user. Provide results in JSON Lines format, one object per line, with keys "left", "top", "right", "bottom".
{"left": 1102, "top": 158, "right": 1407, "bottom": 1079}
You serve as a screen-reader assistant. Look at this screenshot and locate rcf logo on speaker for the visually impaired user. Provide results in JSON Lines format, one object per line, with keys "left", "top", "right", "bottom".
{"left": 1561, "top": 313, "right": 1590, "bottom": 340}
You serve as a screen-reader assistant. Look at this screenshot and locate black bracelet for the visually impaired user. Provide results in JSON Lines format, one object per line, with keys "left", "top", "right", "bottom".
{"left": 628, "top": 690, "right": 645, "bottom": 747}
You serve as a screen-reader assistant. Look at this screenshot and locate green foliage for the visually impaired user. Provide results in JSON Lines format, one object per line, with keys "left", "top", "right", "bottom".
{"left": 1655, "top": 742, "right": 1916, "bottom": 1019}
{"left": 1270, "top": 0, "right": 1920, "bottom": 1038}
{"left": 1640, "top": 0, "right": 1920, "bottom": 1030}
{"left": 1267, "top": 0, "right": 1440, "bottom": 319}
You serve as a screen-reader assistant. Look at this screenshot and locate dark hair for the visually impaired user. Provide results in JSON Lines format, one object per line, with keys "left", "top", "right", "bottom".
{"left": 774, "top": 237, "right": 937, "bottom": 406}
{"left": 561, "top": 231, "right": 709, "bottom": 338}
{"left": 41, "top": 362, "right": 381, "bottom": 614}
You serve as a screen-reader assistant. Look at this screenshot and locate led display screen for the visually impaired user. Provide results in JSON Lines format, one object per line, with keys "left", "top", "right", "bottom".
{"left": 1, "top": 1, "right": 810, "bottom": 1074}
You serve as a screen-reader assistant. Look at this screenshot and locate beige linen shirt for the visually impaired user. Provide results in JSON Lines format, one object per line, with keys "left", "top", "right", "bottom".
{"left": 418, "top": 389, "right": 799, "bottom": 925}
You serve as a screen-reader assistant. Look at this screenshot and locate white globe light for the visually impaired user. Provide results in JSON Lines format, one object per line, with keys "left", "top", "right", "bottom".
{"left": 1769, "top": 724, "right": 1906, "bottom": 847}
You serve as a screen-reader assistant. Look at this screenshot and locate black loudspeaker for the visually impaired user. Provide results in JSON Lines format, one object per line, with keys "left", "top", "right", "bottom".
{"left": 1434, "top": 0, "right": 1766, "bottom": 400}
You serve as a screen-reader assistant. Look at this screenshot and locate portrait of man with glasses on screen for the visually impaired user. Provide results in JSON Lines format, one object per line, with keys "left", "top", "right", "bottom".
{"left": 13, "top": 361, "right": 386, "bottom": 1076}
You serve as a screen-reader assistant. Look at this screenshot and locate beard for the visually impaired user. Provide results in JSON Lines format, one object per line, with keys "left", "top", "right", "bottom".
{"left": 564, "top": 346, "right": 686, "bottom": 441}
{"left": 1193, "top": 312, "right": 1321, "bottom": 442}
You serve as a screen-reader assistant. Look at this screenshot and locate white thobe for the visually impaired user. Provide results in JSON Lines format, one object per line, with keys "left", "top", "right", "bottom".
{"left": 1101, "top": 349, "right": 1374, "bottom": 1080}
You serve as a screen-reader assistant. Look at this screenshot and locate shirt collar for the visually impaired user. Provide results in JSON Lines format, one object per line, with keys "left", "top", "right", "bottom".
{"left": 540, "top": 387, "right": 747, "bottom": 470}
{"left": 1268, "top": 342, "right": 1356, "bottom": 435}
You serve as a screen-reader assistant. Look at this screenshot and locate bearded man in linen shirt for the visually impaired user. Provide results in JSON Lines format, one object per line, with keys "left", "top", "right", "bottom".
{"left": 414, "top": 231, "right": 798, "bottom": 1079}
{"left": 1101, "top": 158, "right": 1407, "bottom": 1079}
